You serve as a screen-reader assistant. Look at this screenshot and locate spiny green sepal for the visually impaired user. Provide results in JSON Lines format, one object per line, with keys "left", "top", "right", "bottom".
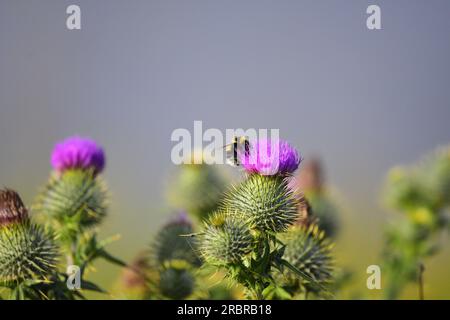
{"left": 35, "top": 169, "right": 108, "bottom": 229}
{"left": 223, "top": 174, "right": 299, "bottom": 233}
{"left": 200, "top": 211, "right": 255, "bottom": 266}
{"left": 281, "top": 224, "right": 333, "bottom": 292}
{"left": 0, "top": 222, "right": 59, "bottom": 285}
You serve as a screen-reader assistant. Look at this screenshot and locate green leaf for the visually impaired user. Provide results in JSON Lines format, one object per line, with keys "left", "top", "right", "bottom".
{"left": 99, "top": 249, "right": 127, "bottom": 267}
{"left": 81, "top": 280, "right": 106, "bottom": 293}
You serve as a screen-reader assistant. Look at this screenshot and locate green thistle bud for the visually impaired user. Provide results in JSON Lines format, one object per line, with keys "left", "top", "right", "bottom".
{"left": 200, "top": 211, "right": 255, "bottom": 265}
{"left": 152, "top": 212, "right": 201, "bottom": 267}
{"left": 166, "top": 164, "right": 225, "bottom": 220}
{"left": 159, "top": 260, "right": 194, "bottom": 299}
{"left": 224, "top": 174, "right": 299, "bottom": 233}
{"left": 35, "top": 169, "right": 108, "bottom": 229}
{"left": 0, "top": 189, "right": 29, "bottom": 226}
{"left": 0, "top": 222, "right": 59, "bottom": 285}
{"left": 281, "top": 224, "right": 333, "bottom": 291}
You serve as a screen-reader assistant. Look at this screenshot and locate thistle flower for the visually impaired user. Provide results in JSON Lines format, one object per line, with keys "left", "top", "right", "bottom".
{"left": 51, "top": 136, "right": 105, "bottom": 176}
{"left": 200, "top": 211, "right": 255, "bottom": 265}
{"left": 152, "top": 212, "right": 201, "bottom": 267}
{"left": 281, "top": 224, "right": 333, "bottom": 292}
{"left": 241, "top": 139, "right": 301, "bottom": 176}
{"left": 224, "top": 174, "right": 299, "bottom": 232}
{"left": 159, "top": 260, "right": 194, "bottom": 299}
{"left": 0, "top": 189, "right": 29, "bottom": 227}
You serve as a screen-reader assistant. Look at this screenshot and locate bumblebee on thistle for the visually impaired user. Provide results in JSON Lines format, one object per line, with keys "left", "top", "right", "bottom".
{"left": 198, "top": 138, "right": 334, "bottom": 299}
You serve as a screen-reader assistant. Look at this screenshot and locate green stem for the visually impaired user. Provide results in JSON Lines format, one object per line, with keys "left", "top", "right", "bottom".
{"left": 418, "top": 263, "right": 425, "bottom": 300}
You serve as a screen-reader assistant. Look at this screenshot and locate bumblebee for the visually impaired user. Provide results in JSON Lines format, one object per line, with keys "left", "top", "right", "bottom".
{"left": 225, "top": 136, "right": 251, "bottom": 167}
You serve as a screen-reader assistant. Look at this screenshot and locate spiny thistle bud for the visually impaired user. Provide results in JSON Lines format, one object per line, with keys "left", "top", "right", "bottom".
{"left": 51, "top": 136, "right": 105, "bottom": 176}
{"left": 152, "top": 212, "right": 201, "bottom": 267}
{"left": 0, "top": 222, "right": 59, "bottom": 285}
{"left": 281, "top": 224, "right": 333, "bottom": 291}
{"left": 166, "top": 163, "right": 226, "bottom": 220}
{"left": 35, "top": 169, "right": 108, "bottom": 228}
{"left": 224, "top": 174, "right": 299, "bottom": 232}
{"left": 200, "top": 211, "right": 255, "bottom": 265}
{"left": 159, "top": 260, "right": 194, "bottom": 300}
{"left": 0, "top": 189, "right": 29, "bottom": 226}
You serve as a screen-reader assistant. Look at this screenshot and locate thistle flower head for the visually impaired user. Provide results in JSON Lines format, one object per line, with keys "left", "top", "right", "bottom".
{"left": 200, "top": 211, "right": 255, "bottom": 265}
{"left": 281, "top": 224, "right": 333, "bottom": 291}
{"left": 241, "top": 139, "right": 301, "bottom": 176}
{"left": 0, "top": 189, "right": 29, "bottom": 227}
{"left": 0, "top": 222, "right": 58, "bottom": 285}
{"left": 224, "top": 175, "right": 300, "bottom": 233}
{"left": 51, "top": 136, "right": 105, "bottom": 175}
{"left": 159, "top": 260, "right": 194, "bottom": 299}
{"left": 152, "top": 212, "right": 201, "bottom": 267}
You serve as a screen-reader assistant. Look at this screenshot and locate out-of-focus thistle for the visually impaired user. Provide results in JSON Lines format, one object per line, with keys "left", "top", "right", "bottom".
{"left": 198, "top": 138, "right": 335, "bottom": 300}
{"left": 142, "top": 212, "right": 200, "bottom": 299}
{"left": 152, "top": 212, "right": 201, "bottom": 267}
{"left": 0, "top": 189, "right": 59, "bottom": 299}
{"left": 166, "top": 152, "right": 226, "bottom": 220}
{"left": 290, "top": 158, "right": 340, "bottom": 238}
{"left": 382, "top": 146, "right": 450, "bottom": 299}
{"left": 116, "top": 252, "right": 150, "bottom": 299}
{"left": 159, "top": 260, "right": 195, "bottom": 300}
{"left": 280, "top": 224, "right": 333, "bottom": 298}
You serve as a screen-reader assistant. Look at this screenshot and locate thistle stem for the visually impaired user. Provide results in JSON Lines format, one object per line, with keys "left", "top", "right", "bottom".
{"left": 418, "top": 263, "right": 425, "bottom": 300}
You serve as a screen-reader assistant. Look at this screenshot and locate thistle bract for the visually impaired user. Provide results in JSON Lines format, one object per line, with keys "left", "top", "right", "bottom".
{"left": 159, "top": 261, "right": 194, "bottom": 299}
{"left": 224, "top": 175, "right": 299, "bottom": 232}
{"left": 0, "top": 222, "right": 58, "bottom": 285}
{"left": 35, "top": 169, "right": 108, "bottom": 229}
{"left": 200, "top": 212, "right": 255, "bottom": 265}
{"left": 51, "top": 136, "right": 105, "bottom": 175}
{"left": 152, "top": 212, "right": 201, "bottom": 267}
{"left": 281, "top": 224, "right": 333, "bottom": 291}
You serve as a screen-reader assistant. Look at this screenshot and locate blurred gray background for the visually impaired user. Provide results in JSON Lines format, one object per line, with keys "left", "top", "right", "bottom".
{"left": 1, "top": 0, "right": 449, "bottom": 298}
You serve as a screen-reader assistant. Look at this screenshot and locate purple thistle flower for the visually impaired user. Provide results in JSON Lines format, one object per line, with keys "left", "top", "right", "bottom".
{"left": 241, "top": 139, "right": 301, "bottom": 176}
{"left": 51, "top": 136, "right": 105, "bottom": 175}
